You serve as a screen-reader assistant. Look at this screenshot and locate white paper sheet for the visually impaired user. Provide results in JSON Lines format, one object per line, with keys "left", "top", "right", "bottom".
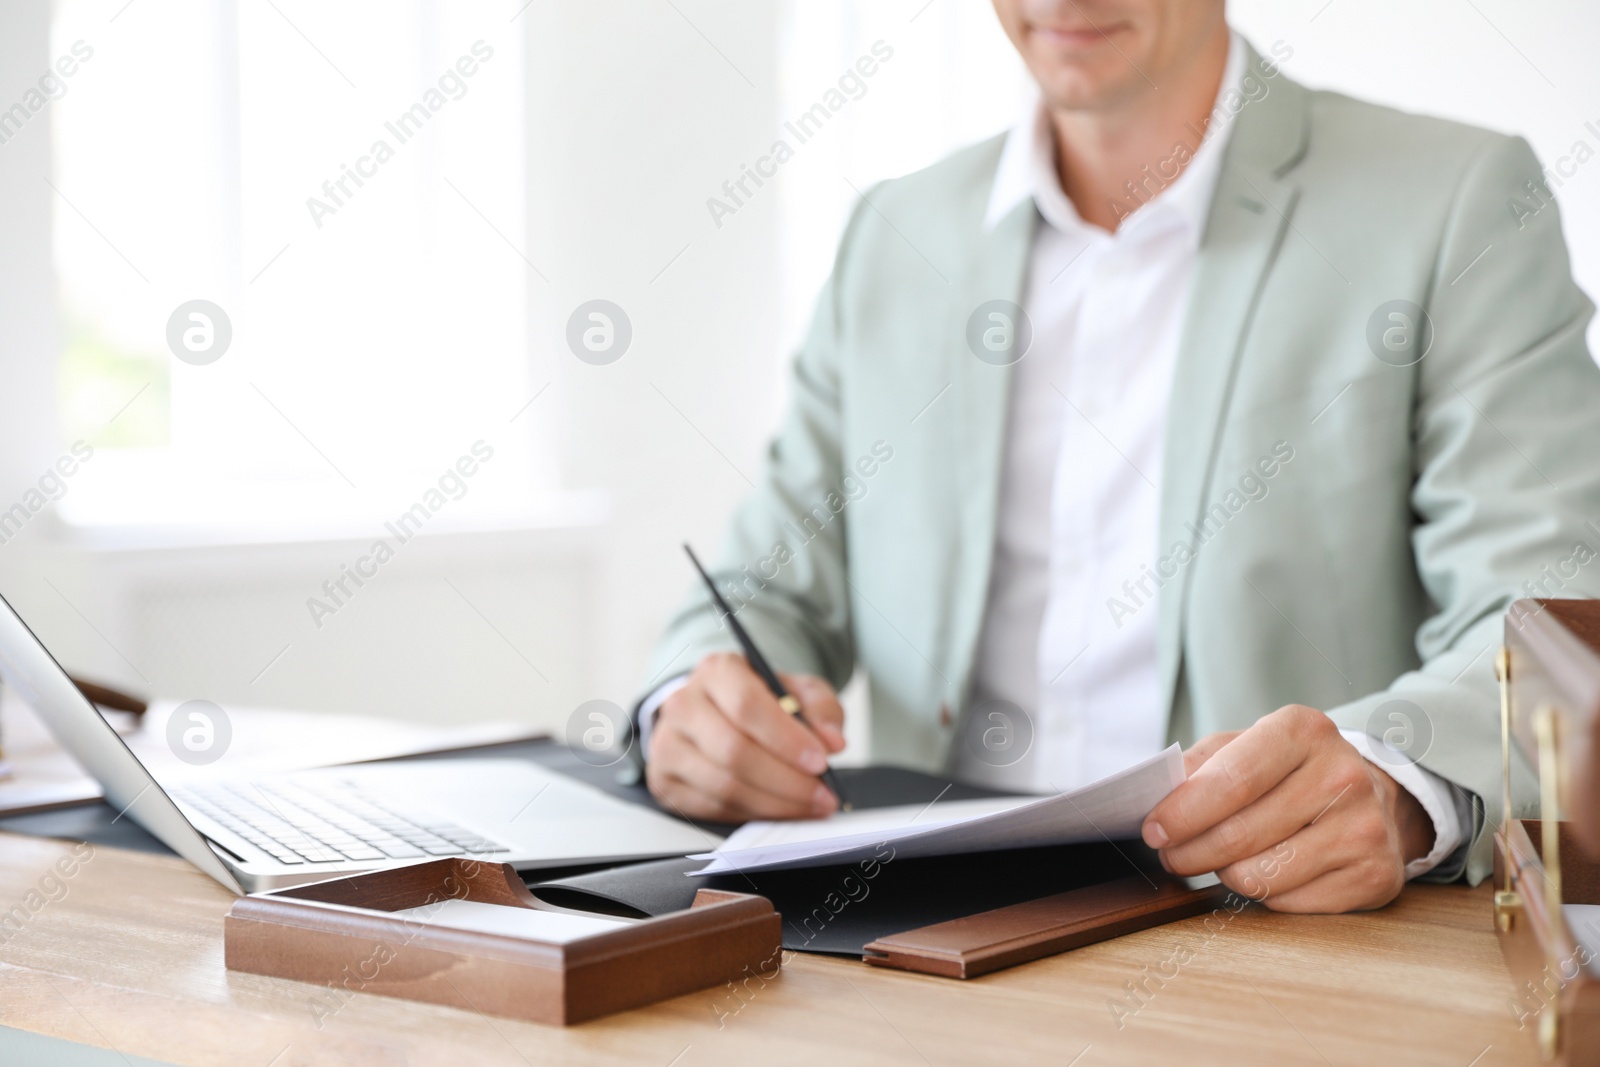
{"left": 390, "top": 899, "right": 632, "bottom": 943}
{"left": 690, "top": 743, "right": 1186, "bottom": 876}
{"left": 1564, "top": 904, "right": 1600, "bottom": 975}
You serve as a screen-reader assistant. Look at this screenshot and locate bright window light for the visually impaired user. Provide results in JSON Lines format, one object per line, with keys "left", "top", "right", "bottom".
{"left": 51, "top": 0, "right": 544, "bottom": 535}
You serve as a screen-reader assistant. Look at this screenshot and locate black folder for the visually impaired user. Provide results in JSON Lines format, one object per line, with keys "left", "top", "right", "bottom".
{"left": 528, "top": 761, "right": 1180, "bottom": 956}
{"left": 531, "top": 839, "right": 1168, "bottom": 955}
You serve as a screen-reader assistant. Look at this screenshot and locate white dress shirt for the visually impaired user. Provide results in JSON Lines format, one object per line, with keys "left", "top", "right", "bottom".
{"left": 953, "top": 35, "right": 1462, "bottom": 878}
{"left": 644, "top": 33, "right": 1464, "bottom": 878}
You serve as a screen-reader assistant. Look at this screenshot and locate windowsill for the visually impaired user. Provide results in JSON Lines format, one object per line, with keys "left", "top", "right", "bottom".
{"left": 38, "top": 487, "right": 610, "bottom": 554}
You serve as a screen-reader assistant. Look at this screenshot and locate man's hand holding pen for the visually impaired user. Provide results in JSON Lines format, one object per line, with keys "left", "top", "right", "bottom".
{"left": 645, "top": 653, "right": 847, "bottom": 822}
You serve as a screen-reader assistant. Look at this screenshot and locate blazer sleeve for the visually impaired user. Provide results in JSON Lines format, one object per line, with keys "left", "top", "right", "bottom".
{"left": 634, "top": 198, "right": 877, "bottom": 717}
{"left": 1323, "top": 133, "right": 1600, "bottom": 885}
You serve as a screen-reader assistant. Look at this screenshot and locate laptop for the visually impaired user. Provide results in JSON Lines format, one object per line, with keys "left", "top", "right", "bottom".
{"left": 0, "top": 589, "right": 718, "bottom": 893}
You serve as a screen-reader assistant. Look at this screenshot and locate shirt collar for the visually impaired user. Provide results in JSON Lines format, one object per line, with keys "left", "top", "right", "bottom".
{"left": 983, "top": 31, "right": 1245, "bottom": 239}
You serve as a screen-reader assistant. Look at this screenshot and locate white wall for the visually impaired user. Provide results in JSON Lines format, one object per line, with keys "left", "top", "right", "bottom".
{"left": 520, "top": 0, "right": 782, "bottom": 706}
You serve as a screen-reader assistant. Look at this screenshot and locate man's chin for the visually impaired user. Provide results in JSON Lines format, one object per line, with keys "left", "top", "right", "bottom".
{"left": 1021, "top": 32, "right": 1144, "bottom": 103}
{"left": 1033, "top": 69, "right": 1141, "bottom": 113}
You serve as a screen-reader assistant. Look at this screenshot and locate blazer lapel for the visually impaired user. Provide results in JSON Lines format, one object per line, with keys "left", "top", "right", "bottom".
{"left": 1157, "top": 49, "right": 1313, "bottom": 736}
{"left": 944, "top": 199, "right": 1038, "bottom": 709}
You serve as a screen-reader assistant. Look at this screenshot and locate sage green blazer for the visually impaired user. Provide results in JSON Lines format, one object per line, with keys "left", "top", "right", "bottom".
{"left": 643, "top": 45, "right": 1600, "bottom": 885}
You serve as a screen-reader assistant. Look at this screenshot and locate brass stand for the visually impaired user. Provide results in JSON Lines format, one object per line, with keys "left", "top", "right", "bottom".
{"left": 1496, "top": 648, "right": 1522, "bottom": 933}
{"left": 1498, "top": 643, "right": 1573, "bottom": 1060}
{"left": 1536, "top": 704, "right": 1564, "bottom": 1059}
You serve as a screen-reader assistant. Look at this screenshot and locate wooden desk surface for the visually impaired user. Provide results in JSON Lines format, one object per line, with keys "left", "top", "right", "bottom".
{"left": 0, "top": 831, "right": 1539, "bottom": 1067}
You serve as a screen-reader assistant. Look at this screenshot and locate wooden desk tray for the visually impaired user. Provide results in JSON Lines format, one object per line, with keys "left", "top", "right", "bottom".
{"left": 1494, "top": 819, "right": 1600, "bottom": 1063}
{"left": 224, "top": 857, "right": 782, "bottom": 1025}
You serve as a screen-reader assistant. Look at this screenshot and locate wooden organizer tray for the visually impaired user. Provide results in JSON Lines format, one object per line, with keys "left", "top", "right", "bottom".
{"left": 1495, "top": 820, "right": 1600, "bottom": 1064}
{"left": 1493, "top": 599, "right": 1600, "bottom": 1061}
{"left": 224, "top": 857, "right": 782, "bottom": 1026}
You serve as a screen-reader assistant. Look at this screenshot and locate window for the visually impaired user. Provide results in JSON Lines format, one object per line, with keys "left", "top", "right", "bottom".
{"left": 51, "top": 0, "right": 541, "bottom": 532}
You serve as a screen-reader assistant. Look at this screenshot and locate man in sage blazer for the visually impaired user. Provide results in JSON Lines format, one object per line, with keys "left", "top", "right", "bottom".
{"left": 637, "top": 2, "right": 1600, "bottom": 912}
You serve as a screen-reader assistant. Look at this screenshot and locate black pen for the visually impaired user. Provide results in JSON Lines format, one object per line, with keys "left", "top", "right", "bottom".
{"left": 683, "top": 543, "right": 852, "bottom": 812}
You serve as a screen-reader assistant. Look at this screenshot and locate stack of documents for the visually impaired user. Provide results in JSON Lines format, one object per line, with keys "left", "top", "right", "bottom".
{"left": 691, "top": 744, "right": 1185, "bottom": 875}
{"left": 392, "top": 900, "right": 634, "bottom": 943}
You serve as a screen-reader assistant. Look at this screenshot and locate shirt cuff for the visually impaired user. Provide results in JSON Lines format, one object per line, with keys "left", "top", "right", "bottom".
{"left": 634, "top": 674, "right": 690, "bottom": 761}
{"left": 1339, "top": 727, "right": 1463, "bottom": 879}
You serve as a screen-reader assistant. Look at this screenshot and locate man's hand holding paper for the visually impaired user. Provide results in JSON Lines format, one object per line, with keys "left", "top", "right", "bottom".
{"left": 1145, "top": 705, "right": 1436, "bottom": 912}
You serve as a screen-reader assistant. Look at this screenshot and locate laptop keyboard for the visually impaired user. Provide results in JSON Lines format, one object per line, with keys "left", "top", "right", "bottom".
{"left": 175, "top": 779, "right": 510, "bottom": 866}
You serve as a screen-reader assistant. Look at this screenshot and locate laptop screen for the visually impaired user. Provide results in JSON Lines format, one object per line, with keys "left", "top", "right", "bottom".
{"left": 0, "top": 589, "right": 242, "bottom": 893}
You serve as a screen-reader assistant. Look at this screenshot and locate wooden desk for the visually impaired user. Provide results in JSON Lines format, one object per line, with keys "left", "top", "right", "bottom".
{"left": 0, "top": 831, "right": 1539, "bottom": 1067}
